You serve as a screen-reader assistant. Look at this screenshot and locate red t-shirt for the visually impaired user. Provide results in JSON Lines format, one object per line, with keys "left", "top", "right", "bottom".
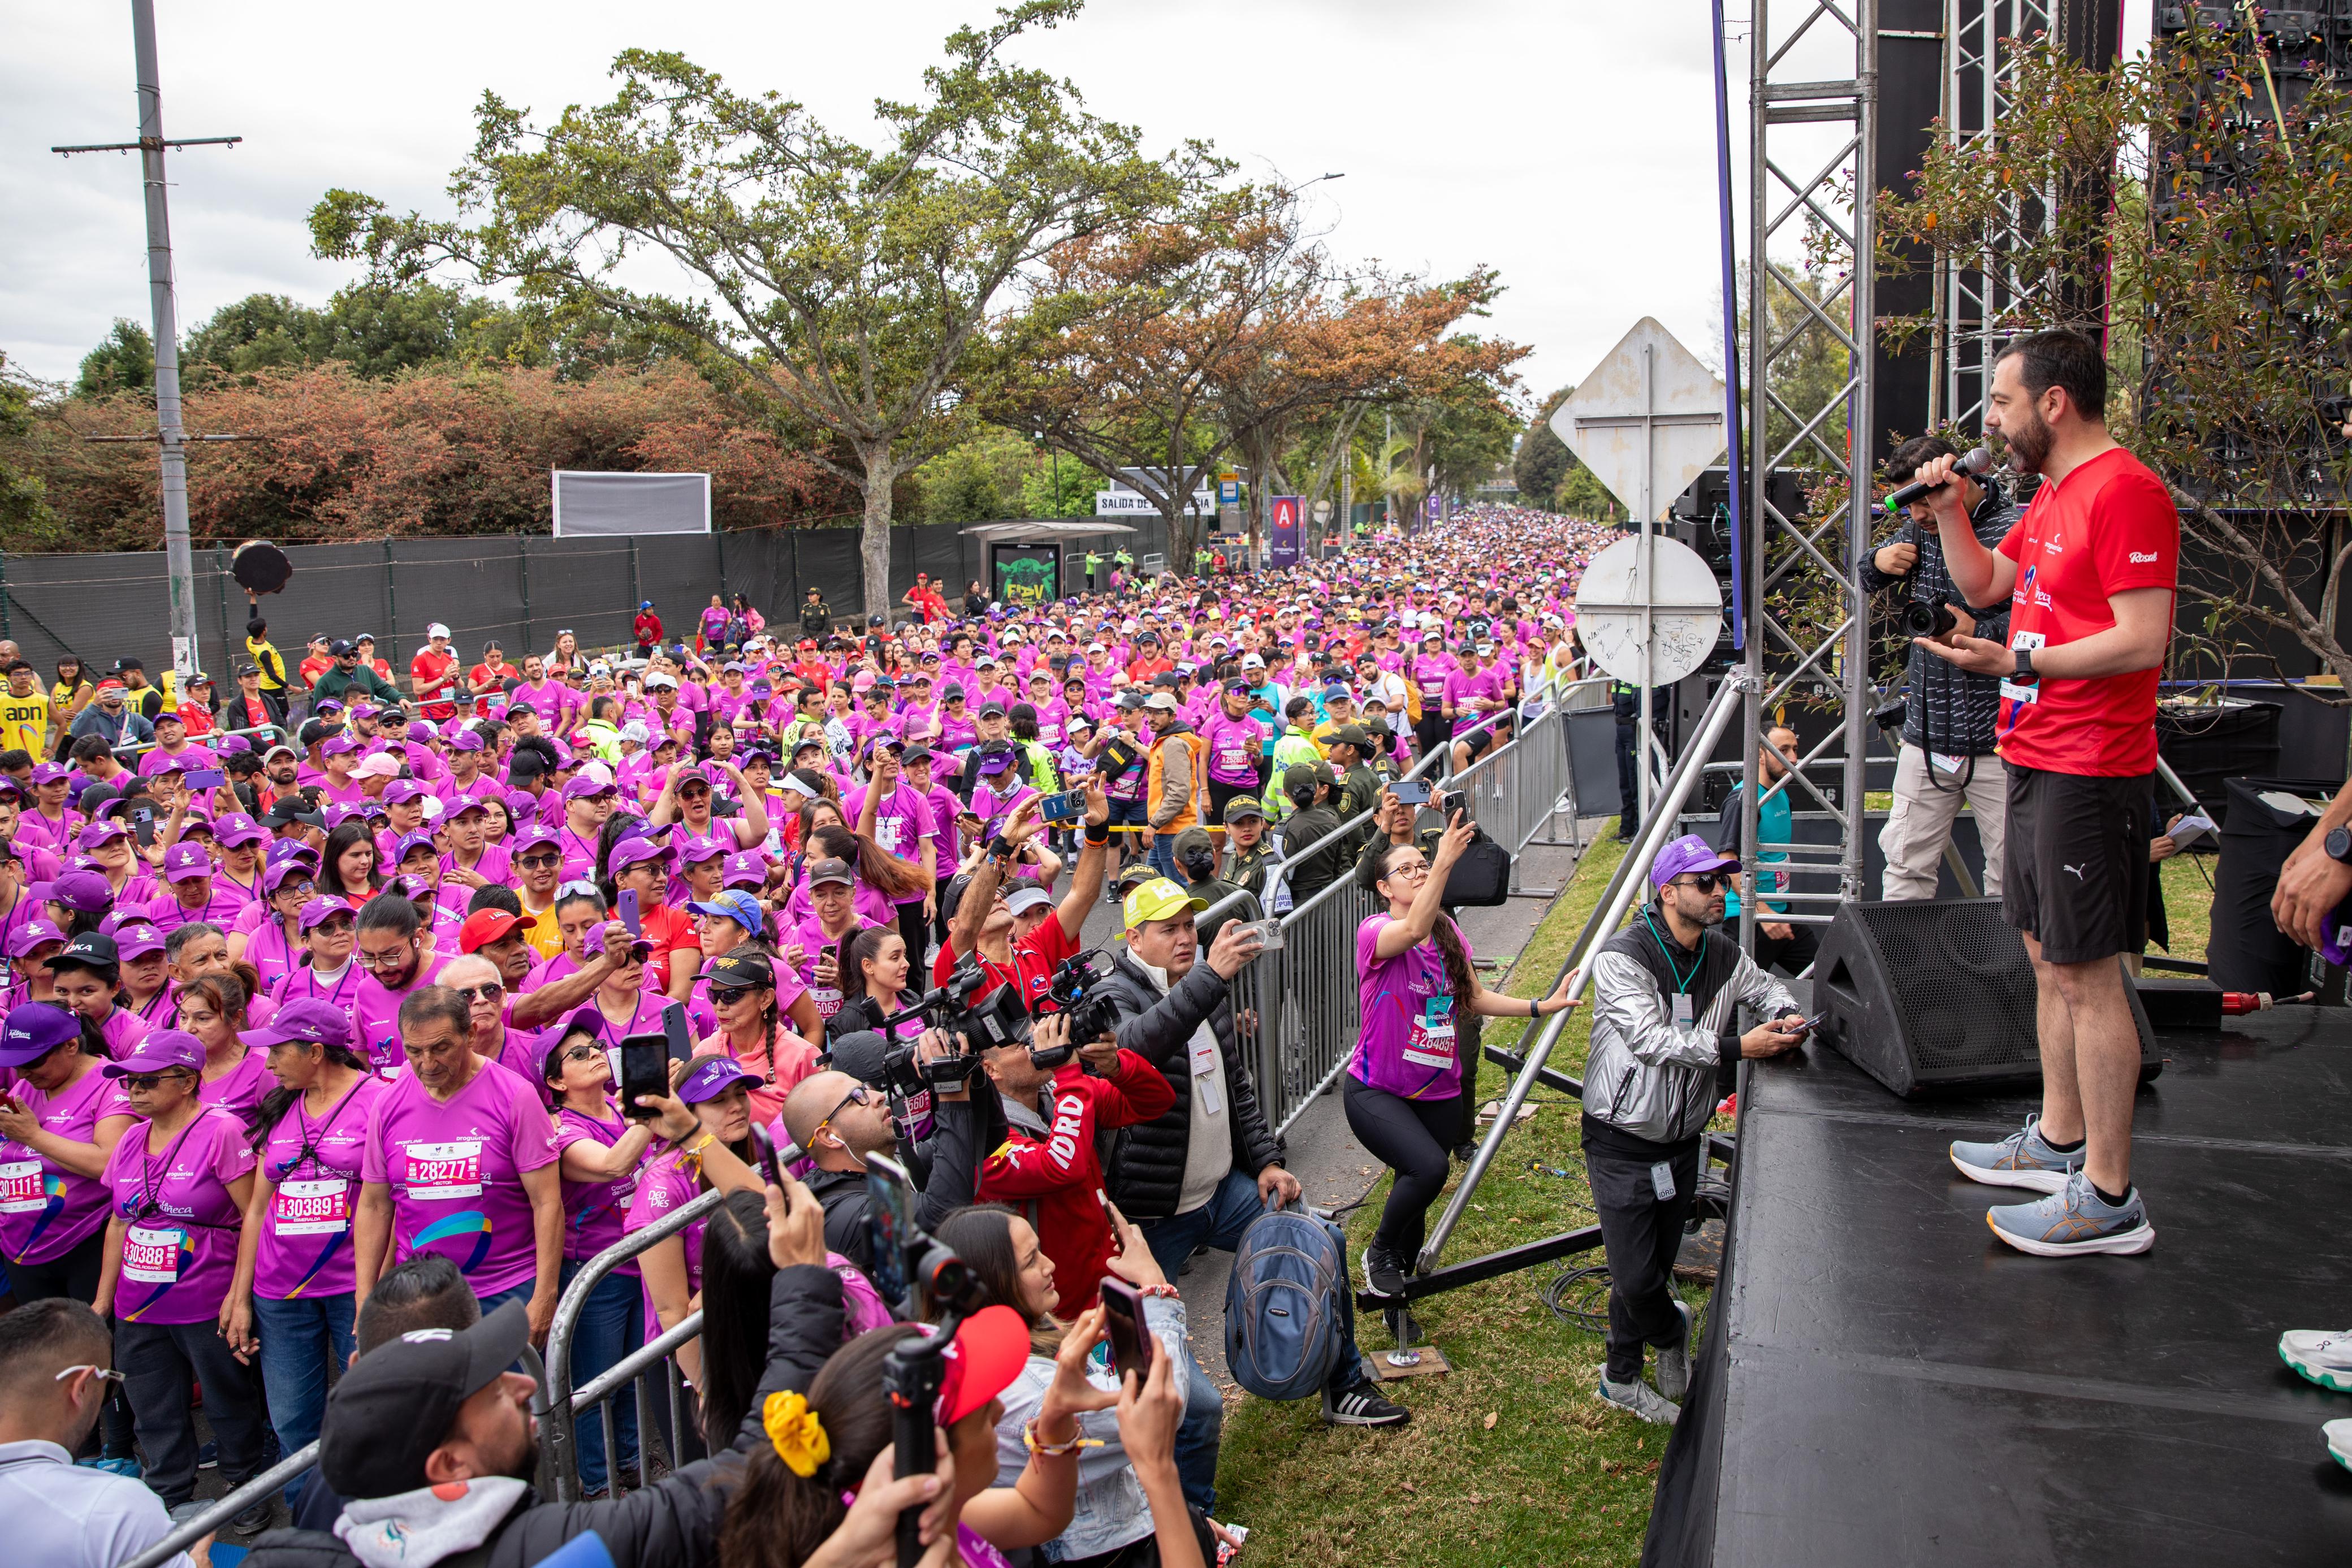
{"left": 469, "top": 661, "right": 520, "bottom": 717}
{"left": 409, "top": 648, "right": 460, "bottom": 720}
{"left": 1993, "top": 446, "right": 2177, "bottom": 777}
{"left": 937, "top": 903, "right": 1078, "bottom": 1011}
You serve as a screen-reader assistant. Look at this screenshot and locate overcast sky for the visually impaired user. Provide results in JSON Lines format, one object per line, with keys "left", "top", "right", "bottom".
{"left": 0, "top": 2, "right": 2149, "bottom": 411}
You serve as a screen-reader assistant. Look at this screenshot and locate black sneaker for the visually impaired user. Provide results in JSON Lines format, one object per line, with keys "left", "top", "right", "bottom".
{"left": 231, "top": 1500, "right": 274, "bottom": 1536}
{"left": 1322, "top": 1380, "right": 1411, "bottom": 1427}
{"left": 1362, "top": 1242, "right": 1408, "bottom": 1298}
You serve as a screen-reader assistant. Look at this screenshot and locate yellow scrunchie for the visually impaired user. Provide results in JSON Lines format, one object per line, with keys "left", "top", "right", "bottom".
{"left": 762, "top": 1389, "right": 831, "bottom": 1478}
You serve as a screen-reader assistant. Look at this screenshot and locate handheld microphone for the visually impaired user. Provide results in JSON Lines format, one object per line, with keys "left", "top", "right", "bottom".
{"left": 1882, "top": 447, "right": 1991, "bottom": 513}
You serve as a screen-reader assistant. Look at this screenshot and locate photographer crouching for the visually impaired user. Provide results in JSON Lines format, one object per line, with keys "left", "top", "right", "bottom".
{"left": 1093, "top": 877, "right": 1408, "bottom": 1516}
{"left": 1584, "top": 834, "right": 1805, "bottom": 1426}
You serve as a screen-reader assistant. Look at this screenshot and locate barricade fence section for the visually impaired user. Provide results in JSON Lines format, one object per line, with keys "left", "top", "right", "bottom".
{"left": 0, "top": 516, "right": 1169, "bottom": 689}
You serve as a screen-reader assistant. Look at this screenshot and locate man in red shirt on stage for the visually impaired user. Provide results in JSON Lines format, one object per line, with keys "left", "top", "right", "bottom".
{"left": 1911, "top": 327, "right": 2176, "bottom": 1259}
{"left": 408, "top": 622, "right": 460, "bottom": 722}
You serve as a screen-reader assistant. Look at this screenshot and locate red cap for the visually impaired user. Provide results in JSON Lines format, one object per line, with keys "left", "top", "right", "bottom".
{"left": 930, "top": 1305, "right": 1031, "bottom": 1426}
{"left": 457, "top": 908, "right": 530, "bottom": 954}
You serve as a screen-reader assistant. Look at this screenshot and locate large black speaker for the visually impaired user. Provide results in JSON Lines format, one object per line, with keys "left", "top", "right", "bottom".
{"left": 1813, "top": 899, "right": 2160, "bottom": 1097}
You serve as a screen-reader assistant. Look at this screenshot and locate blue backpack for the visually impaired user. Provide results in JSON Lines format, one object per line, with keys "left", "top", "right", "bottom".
{"left": 1223, "top": 1204, "right": 1346, "bottom": 1401}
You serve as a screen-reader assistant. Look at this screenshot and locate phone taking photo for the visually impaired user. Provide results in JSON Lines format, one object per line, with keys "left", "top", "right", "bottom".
{"left": 617, "top": 1033, "right": 668, "bottom": 1120}
{"left": 750, "top": 1121, "right": 803, "bottom": 1189}
{"left": 1391, "top": 779, "right": 1430, "bottom": 806}
{"left": 617, "top": 887, "right": 642, "bottom": 938}
{"left": 1039, "top": 787, "right": 1088, "bottom": 824}
{"left": 1098, "top": 1277, "right": 1155, "bottom": 1384}
{"left": 863, "top": 1151, "right": 920, "bottom": 1311}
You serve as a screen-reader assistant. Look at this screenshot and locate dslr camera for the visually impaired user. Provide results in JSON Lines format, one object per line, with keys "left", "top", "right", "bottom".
{"left": 1900, "top": 596, "right": 1958, "bottom": 639}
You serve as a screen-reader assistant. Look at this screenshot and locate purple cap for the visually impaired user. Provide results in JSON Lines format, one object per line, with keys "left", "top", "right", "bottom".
{"left": 406, "top": 721, "right": 438, "bottom": 743}
{"left": 242, "top": 997, "right": 353, "bottom": 1051}
{"left": 563, "top": 776, "right": 618, "bottom": 802}
{"left": 677, "top": 1054, "right": 756, "bottom": 1104}
{"left": 512, "top": 822, "right": 561, "bottom": 855}
{"left": 0, "top": 1004, "right": 79, "bottom": 1065}
{"left": 299, "top": 896, "right": 354, "bottom": 932}
{"left": 213, "top": 812, "right": 267, "bottom": 848}
{"left": 721, "top": 851, "right": 768, "bottom": 891}
{"left": 322, "top": 735, "right": 357, "bottom": 757}
{"left": 446, "top": 793, "right": 488, "bottom": 818}
{"left": 313, "top": 699, "right": 344, "bottom": 716}
{"left": 393, "top": 829, "right": 440, "bottom": 864}
{"left": 585, "top": 924, "right": 654, "bottom": 962}
{"left": 267, "top": 838, "right": 319, "bottom": 867}
{"left": 76, "top": 821, "right": 129, "bottom": 850}
{"left": 146, "top": 753, "right": 191, "bottom": 777}
{"left": 30, "top": 761, "right": 68, "bottom": 785}
{"left": 47, "top": 870, "right": 114, "bottom": 915}
{"left": 103, "top": 1029, "right": 205, "bottom": 1077}
{"left": 113, "top": 923, "right": 165, "bottom": 960}
{"left": 4, "top": 919, "right": 63, "bottom": 958}
{"left": 451, "top": 731, "right": 486, "bottom": 753}
{"left": 382, "top": 780, "right": 427, "bottom": 807}
{"left": 163, "top": 842, "right": 213, "bottom": 882}
{"left": 607, "top": 837, "right": 669, "bottom": 878}
{"left": 1649, "top": 833, "right": 1740, "bottom": 890}
{"left": 505, "top": 790, "right": 539, "bottom": 819}
{"left": 390, "top": 873, "right": 434, "bottom": 902}
{"left": 263, "top": 859, "right": 317, "bottom": 895}
{"left": 677, "top": 834, "right": 727, "bottom": 865}
{"left": 215, "top": 733, "right": 253, "bottom": 756}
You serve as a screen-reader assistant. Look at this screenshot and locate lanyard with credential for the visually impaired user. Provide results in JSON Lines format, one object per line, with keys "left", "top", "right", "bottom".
{"left": 1641, "top": 909, "right": 1702, "bottom": 1026}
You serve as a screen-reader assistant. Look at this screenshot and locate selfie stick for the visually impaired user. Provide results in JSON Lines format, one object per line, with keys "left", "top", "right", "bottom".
{"left": 881, "top": 1313, "right": 964, "bottom": 1568}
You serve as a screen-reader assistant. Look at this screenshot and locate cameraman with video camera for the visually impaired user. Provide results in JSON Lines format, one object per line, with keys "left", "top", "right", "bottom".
{"left": 939, "top": 783, "right": 1111, "bottom": 1010}
{"left": 1861, "top": 434, "right": 2018, "bottom": 900}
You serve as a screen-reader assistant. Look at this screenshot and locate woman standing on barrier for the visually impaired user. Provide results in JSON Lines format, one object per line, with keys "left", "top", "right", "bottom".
{"left": 1348, "top": 822, "right": 1580, "bottom": 1300}
{"left": 220, "top": 999, "right": 385, "bottom": 1511}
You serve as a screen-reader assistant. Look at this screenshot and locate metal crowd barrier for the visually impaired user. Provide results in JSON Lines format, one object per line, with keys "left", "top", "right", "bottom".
{"left": 108, "top": 718, "right": 287, "bottom": 758}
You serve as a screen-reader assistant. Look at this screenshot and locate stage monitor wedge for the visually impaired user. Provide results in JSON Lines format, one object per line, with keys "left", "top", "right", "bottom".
{"left": 1813, "top": 898, "right": 2159, "bottom": 1097}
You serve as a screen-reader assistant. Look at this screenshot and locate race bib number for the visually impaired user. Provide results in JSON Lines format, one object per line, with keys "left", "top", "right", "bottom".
{"left": 1222, "top": 746, "right": 1251, "bottom": 772}
{"left": 123, "top": 1224, "right": 185, "bottom": 1284}
{"left": 0, "top": 1158, "right": 44, "bottom": 1214}
{"left": 272, "top": 1177, "right": 352, "bottom": 1237}
{"left": 812, "top": 986, "right": 842, "bottom": 1020}
{"left": 1403, "top": 996, "right": 1458, "bottom": 1069}
{"left": 404, "top": 1140, "right": 485, "bottom": 1200}
{"left": 1930, "top": 752, "right": 1968, "bottom": 774}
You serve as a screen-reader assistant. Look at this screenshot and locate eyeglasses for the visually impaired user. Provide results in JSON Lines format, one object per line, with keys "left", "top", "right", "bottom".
{"left": 1674, "top": 873, "right": 1728, "bottom": 894}
{"left": 453, "top": 982, "right": 505, "bottom": 1004}
{"left": 813, "top": 1083, "right": 873, "bottom": 1142}
{"left": 1385, "top": 861, "right": 1432, "bottom": 881}
{"left": 55, "top": 1364, "right": 127, "bottom": 1388}
{"left": 514, "top": 853, "right": 560, "bottom": 871}
{"left": 356, "top": 945, "right": 414, "bottom": 970}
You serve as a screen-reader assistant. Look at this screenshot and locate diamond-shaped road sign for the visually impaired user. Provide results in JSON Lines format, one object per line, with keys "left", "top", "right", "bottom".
{"left": 1550, "top": 317, "right": 1726, "bottom": 522}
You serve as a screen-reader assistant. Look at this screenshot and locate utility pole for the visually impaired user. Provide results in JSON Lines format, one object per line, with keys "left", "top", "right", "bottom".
{"left": 52, "top": 0, "right": 240, "bottom": 686}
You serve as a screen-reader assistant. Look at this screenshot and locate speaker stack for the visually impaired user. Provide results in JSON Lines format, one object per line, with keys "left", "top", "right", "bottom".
{"left": 1813, "top": 898, "right": 2160, "bottom": 1098}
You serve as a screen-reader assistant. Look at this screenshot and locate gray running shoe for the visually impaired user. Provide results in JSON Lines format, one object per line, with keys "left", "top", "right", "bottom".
{"left": 1654, "top": 1299, "right": 1695, "bottom": 1403}
{"left": 1596, "top": 1373, "right": 1680, "bottom": 1426}
{"left": 1985, "top": 1170, "right": 2154, "bottom": 1257}
{"left": 1949, "top": 1114, "right": 2078, "bottom": 1194}
{"left": 2280, "top": 1330, "right": 2352, "bottom": 1394}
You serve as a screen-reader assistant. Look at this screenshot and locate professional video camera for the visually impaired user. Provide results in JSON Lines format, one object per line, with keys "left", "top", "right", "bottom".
{"left": 1900, "top": 597, "right": 1958, "bottom": 639}
{"left": 1030, "top": 948, "right": 1122, "bottom": 1068}
{"left": 875, "top": 952, "right": 1031, "bottom": 1084}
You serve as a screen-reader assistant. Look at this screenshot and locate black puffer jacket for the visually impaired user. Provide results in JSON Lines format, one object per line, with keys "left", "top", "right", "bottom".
{"left": 243, "top": 1266, "right": 849, "bottom": 1568}
{"left": 1097, "top": 950, "right": 1283, "bottom": 1219}
{"left": 1858, "top": 478, "right": 2020, "bottom": 756}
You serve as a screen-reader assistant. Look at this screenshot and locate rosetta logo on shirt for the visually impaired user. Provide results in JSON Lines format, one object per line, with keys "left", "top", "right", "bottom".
{"left": 2129, "top": 551, "right": 2159, "bottom": 564}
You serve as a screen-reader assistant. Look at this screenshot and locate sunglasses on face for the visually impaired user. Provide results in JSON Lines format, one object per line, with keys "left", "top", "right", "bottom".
{"left": 1675, "top": 873, "right": 1728, "bottom": 894}
{"left": 120, "top": 1069, "right": 192, "bottom": 1091}
{"left": 453, "top": 982, "right": 505, "bottom": 1004}
{"left": 707, "top": 984, "right": 761, "bottom": 1005}
{"left": 559, "top": 1043, "right": 603, "bottom": 1065}
{"left": 515, "top": 853, "right": 560, "bottom": 871}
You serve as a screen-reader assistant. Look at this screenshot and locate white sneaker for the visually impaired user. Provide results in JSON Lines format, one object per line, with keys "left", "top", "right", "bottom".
{"left": 1596, "top": 1373, "right": 1680, "bottom": 1426}
{"left": 2325, "top": 1418, "right": 2352, "bottom": 1472}
{"left": 2281, "top": 1330, "right": 2352, "bottom": 1394}
{"left": 1654, "top": 1300, "right": 1695, "bottom": 1403}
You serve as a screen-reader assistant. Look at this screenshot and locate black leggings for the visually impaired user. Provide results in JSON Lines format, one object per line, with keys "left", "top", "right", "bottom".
{"left": 1344, "top": 1076, "right": 1463, "bottom": 1262}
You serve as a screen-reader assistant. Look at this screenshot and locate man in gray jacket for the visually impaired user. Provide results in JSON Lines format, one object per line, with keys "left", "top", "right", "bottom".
{"left": 1582, "top": 834, "right": 1806, "bottom": 1425}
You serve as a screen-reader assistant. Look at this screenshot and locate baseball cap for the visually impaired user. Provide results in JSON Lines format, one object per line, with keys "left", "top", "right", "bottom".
{"left": 1143, "top": 692, "right": 1179, "bottom": 712}
{"left": 1122, "top": 877, "right": 1209, "bottom": 930}
{"left": 243, "top": 998, "right": 354, "bottom": 1052}
{"left": 426, "top": 622, "right": 451, "bottom": 639}
{"left": 1650, "top": 832, "right": 1740, "bottom": 889}
{"left": 677, "top": 1054, "right": 758, "bottom": 1104}
{"left": 110, "top": 922, "right": 164, "bottom": 961}
{"left": 721, "top": 851, "right": 769, "bottom": 892}
{"left": 318, "top": 1299, "right": 533, "bottom": 1499}
{"left": 162, "top": 842, "right": 213, "bottom": 882}
{"left": 1220, "top": 795, "right": 1266, "bottom": 825}
{"left": 1005, "top": 885, "right": 1054, "bottom": 917}
{"left": 213, "top": 812, "right": 267, "bottom": 848}
{"left": 677, "top": 834, "right": 728, "bottom": 866}
{"left": 103, "top": 1029, "right": 205, "bottom": 1078}
{"left": 690, "top": 892, "right": 767, "bottom": 939}
{"left": 382, "top": 779, "right": 427, "bottom": 805}
{"left": 1328, "top": 724, "right": 1373, "bottom": 751}
{"left": 0, "top": 1004, "right": 79, "bottom": 1067}
{"left": 698, "top": 945, "right": 775, "bottom": 990}
{"left": 47, "top": 872, "right": 115, "bottom": 917}
{"left": 299, "top": 897, "right": 355, "bottom": 932}
{"left": 607, "top": 837, "right": 671, "bottom": 878}
{"left": 918, "top": 1304, "right": 1033, "bottom": 1425}
{"left": 806, "top": 857, "right": 854, "bottom": 889}
{"left": 458, "top": 908, "right": 531, "bottom": 954}
{"left": 4, "top": 918, "right": 64, "bottom": 959}
{"left": 562, "top": 775, "right": 618, "bottom": 802}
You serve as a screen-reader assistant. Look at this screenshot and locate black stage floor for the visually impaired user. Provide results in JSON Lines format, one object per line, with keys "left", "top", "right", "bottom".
{"left": 1658, "top": 1002, "right": 2352, "bottom": 1565}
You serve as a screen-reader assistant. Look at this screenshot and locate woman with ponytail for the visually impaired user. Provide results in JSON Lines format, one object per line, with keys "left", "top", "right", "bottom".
{"left": 1347, "top": 818, "right": 1579, "bottom": 1300}
{"left": 219, "top": 998, "right": 386, "bottom": 1510}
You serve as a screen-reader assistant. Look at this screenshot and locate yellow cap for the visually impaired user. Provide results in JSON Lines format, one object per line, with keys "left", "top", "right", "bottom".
{"left": 1122, "top": 877, "right": 1210, "bottom": 929}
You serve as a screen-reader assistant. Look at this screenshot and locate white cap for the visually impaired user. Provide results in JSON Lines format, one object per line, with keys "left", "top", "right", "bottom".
{"left": 426, "top": 622, "right": 451, "bottom": 639}
{"left": 620, "top": 721, "right": 649, "bottom": 744}
{"left": 645, "top": 672, "right": 678, "bottom": 690}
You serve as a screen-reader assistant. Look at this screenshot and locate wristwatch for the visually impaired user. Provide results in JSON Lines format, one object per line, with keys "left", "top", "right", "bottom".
{"left": 2011, "top": 647, "right": 2038, "bottom": 685}
{"left": 2325, "top": 825, "right": 2352, "bottom": 865}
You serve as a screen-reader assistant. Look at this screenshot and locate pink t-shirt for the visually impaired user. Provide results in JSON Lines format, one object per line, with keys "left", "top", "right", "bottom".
{"left": 352, "top": 958, "right": 453, "bottom": 1080}
{"left": 1350, "top": 913, "right": 1467, "bottom": 1101}
{"left": 253, "top": 1075, "right": 388, "bottom": 1300}
{"left": 0, "top": 1058, "right": 130, "bottom": 1264}
{"left": 103, "top": 1106, "right": 256, "bottom": 1323}
{"left": 197, "top": 1047, "right": 274, "bottom": 1117}
{"left": 361, "top": 1059, "right": 558, "bottom": 1296}
{"left": 554, "top": 1101, "right": 641, "bottom": 1270}
{"left": 622, "top": 1142, "right": 705, "bottom": 1340}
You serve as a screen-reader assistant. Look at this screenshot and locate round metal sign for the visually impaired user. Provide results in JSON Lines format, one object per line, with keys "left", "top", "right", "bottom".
{"left": 1570, "top": 534, "right": 1725, "bottom": 687}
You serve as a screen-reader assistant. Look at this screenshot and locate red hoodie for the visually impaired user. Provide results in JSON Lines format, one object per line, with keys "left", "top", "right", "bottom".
{"left": 979, "top": 1049, "right": 1174, "bottom": 1316}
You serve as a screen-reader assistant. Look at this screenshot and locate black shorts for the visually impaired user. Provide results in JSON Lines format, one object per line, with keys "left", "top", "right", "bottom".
{"left": 1207, "top": 776, "right": 1257, "bottom": 828}
{"left": 1458, "top": 725, "right": 1499, "bottom": 763}
{"left": 2001, "top": 764, "right": 2152, "bottom": 965}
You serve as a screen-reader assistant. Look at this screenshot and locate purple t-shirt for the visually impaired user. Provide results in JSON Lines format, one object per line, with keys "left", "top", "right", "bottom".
{"left": 623, "top": 1143, "right": 705, "bottom": 1340}
{"left": 1202, "top": 713, "right": 1269, "bottom": 787}
{"left": 1443, "top": 668, "right": 1510, "bottom": 735}
{"left": 361, "top": 1059, "right": 558, "bottom": 1296}
{"left": 198, "top": 1047, "right": 275, "bottom": 1117}
{"left": 554, "top": 1102, "right": 640, "bottom": 1270}
{"left": 352, "top": 958, "right": 453, "bottom": 1080}
{"left": 253, "top": 1075, "right": 388, "bottom": 1300}
{"left": 1351, "top": 913, "right": 1468, "bottom": 1101}
{"left": 103, "top": 1106, "right": 255, "bottom": 1323}
{"left": 0, "top": 1059, "right": 131, "bottom": 1265}
{"left": 847, "top": 785, "right": 936, "bottom": 903}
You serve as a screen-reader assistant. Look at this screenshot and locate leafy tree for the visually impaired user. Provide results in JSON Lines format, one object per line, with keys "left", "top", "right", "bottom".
{"left": 310, "top": 1, "right": 1191, "bottom": 618}
{"left": 1018, "top": 452, "right": 1097, "bottom": 518}
{"left": 1557, "top": 461, "right": 1623, "bottom": 522}
{"left": 75, "top": 319, "right": 154, "bottom": 400}
{"left": 1514, "top": 385, "right": 1573, "bottom": 508}
{"left": 915, "top": 439, "right": 1011, "bottom": 525}
{"left": 184, "top": 294, "right": 326, "bottom": 382}
{"left": 0, "top": 354, "right": 56, "bottom": 539}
